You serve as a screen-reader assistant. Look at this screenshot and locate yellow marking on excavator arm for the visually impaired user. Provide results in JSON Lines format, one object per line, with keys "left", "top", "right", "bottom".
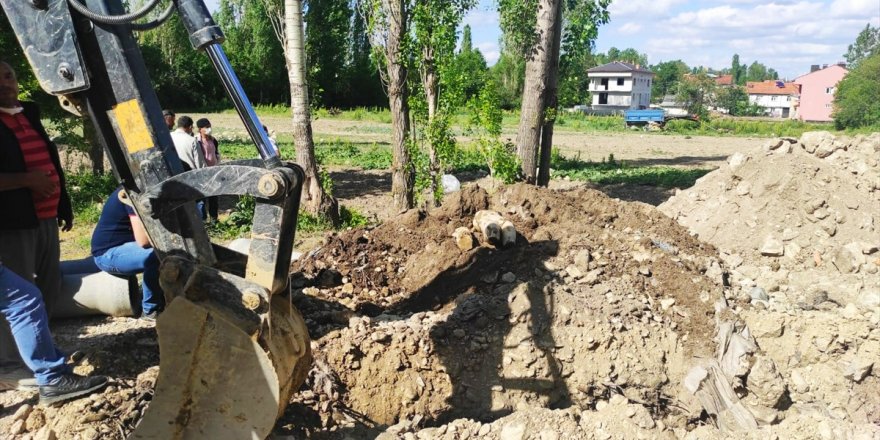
{"left": 113, "top": 99, "right": 154, "bottom": 153}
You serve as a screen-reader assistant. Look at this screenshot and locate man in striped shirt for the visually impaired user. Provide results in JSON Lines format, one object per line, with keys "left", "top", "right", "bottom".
{"left": 0, "top": 60, "right": 73, "bottom": 385}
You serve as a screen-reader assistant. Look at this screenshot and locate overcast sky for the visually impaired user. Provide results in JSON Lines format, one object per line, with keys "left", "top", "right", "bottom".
{"left": 204, "top": 0, "right": 880, "bottom": 80}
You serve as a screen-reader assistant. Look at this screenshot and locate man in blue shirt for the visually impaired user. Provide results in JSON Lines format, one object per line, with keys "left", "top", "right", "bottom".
{"left": 91, "top": 188, "right": 164, "bottom": 320}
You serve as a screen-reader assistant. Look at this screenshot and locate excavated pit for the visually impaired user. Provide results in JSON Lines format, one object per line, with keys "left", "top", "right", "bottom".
{"left": 282, "top": 184, "right": 727, "bottom": 437}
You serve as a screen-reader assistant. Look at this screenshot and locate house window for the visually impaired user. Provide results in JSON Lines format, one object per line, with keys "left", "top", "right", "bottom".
{"left": 825, "top": 104, "right": 832, "bottom": 108}
{"left": 617, "top": 78, "right": 625, "bottom": 86}
{"left": 825, "top": 87, "right": 835, "bottom": 94}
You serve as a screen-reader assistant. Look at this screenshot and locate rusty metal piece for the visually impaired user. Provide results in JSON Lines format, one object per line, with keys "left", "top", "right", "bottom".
{"left": 242, "top": 289, "right": 264, "bottom": 311}
{"left": 160, "top": 260, "right": 180, "bottom": 283}
{"left": 257, "top": 172, "right": 285, "bottom": 199}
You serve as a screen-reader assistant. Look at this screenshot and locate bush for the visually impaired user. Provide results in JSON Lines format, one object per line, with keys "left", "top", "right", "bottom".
{"left": 66, "top": 173, "right": 118, "bottom": 223}
{"left": 834, "top": 53, "right": 880, "bottom": 130}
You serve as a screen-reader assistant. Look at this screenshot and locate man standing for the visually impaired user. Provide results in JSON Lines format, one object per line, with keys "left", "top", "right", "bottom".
{"left": 0, "top": 61, "right": 73, "bottom": 376}
{"left": 170, "top": 115, "right": 206, "bottom": 172}
{"left": 1, "top": 262, "right": 108, "bottom": 405}
{"left": 162, "top": 109, "right": 175, "bottom": 131}
{"left": 91, "top": 188, "right": 164, "bottom": 320}
{"left": 195, "top": 118, "right": 220, "bottom": 222}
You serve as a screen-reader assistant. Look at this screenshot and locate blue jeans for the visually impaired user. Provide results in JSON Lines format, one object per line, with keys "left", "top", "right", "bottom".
{"left": 93, "top": 242, "right": 165, "bottom": 314}
{"left": 0, "top": 265, "right": 69, "bottom": 385}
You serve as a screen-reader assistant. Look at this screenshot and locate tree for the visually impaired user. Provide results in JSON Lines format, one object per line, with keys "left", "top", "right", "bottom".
{"left": 676, "top": 72, "right": 715, "bottom": 119}
{"left": 715, "top": 85, "right": 748, "bottom": 115}
{"left": 489, "top": 47, "right": 526, "bottom": 109}
{"left": 833, "top": 53, "right": 880, "bottom": 129}
{"left": 596, "top": 46, "right": 646, "bottom": 66}
{"left": 500, "top": 0, "right": 610, "bottom": 184}
{"left": 283, "top": 0, "right": 339, "bottom": 223}
{"left": 412, "top": 0, "right": 475, "bottom": 203}
{"left": 731, "top": 54, "right": 744, "bottom": 85}
{"left": 304, "top": 0, "right": 352, "bottom": 107}
{"left": 361, "top": 0, "right": 415, "bottom": 212}
{"left": 449, "top": 25, "right": 488, "bottom": 105}
{"left": 651, "top": 59, "right": 688, "bottom": 101}
{"left": 217, "top": 0, "right": 288, "bottom": 104}
{"left": 844, "top": 24, "right": 880, "bottom": 69}
{"left": 347, "top": 5, "right": 386, "bottom": 108}
{"left": 511, "top": 0, "right": 560, "bottom": 184}
{"left": 745, "top": 61, "right": 769, "bottom": 82}
{"left": 137, "top": 8, "right": 220, "bottom": 107}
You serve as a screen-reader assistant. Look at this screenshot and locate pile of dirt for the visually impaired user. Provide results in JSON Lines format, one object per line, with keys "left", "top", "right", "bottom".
{"left": 659, "top": 132, "right": 880, "bottom": 437}
{"left": 659, "top": 131, "right": 880, "bottom": 308}
{"left": 4, "top": 149, "right": 877, "bottom": 439}
{"left": 282, "top": 184, "right": 731, "bottom": 437}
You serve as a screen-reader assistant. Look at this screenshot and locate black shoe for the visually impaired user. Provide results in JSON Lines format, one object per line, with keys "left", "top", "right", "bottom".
{"left": 39, "top": 374, "right": 108, "bottom": 406}
{"left": 140, "top": 311, "right": 158, "bottom": 322}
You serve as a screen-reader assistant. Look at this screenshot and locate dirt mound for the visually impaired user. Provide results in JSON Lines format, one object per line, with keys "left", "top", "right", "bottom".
{"left": 285, "top": 184, "right": 728, "bottom": 436}
{"left": 660, "top": 132, "right": 880, "bottom": 307}
{"left": 659, "top": 132, "right": 880, "bottom": 436}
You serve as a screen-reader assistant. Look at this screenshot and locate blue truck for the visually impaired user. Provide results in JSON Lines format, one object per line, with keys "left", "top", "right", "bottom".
{"left": 624, "top": 109, "right": 699, "bottom": 128}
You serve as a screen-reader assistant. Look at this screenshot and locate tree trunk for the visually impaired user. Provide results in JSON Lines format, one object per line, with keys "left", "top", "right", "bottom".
{"left": 537, "top": 1, "right": 563, "bottom": 187}
{"left": 384, "top": 0, "right": 414, "bottom": 212}
{"left": 285, "top": 0, "right": 339, "bottom": 224}
{"left": 514, "top": 0, "right": 559, "bottom": 184}
{"left": 83, "top": 121, "right": 104, "bottom": 174}
{"left": 421, "top": 45, "right": 441, "bottom": 206}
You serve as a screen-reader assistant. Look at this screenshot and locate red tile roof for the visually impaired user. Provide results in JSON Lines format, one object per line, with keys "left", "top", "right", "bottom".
{"left": 746, "top": 80, "right": 800, "bottom": 95}
{"left": 715, "top": 74, "right": 733, "bottom": 86}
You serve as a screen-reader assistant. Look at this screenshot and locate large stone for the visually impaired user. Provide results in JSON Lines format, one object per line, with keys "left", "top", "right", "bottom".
{"left": 815, "top": 139, "right": 845, "bottom": 158}
{"left": 858, "top": 288, "right": 880, "bottom": 308}
{"left": 452, "top": 227, "right": 476, "bottom": 251}
{"left": 842, "top": 357, "right": 873, "bottom": 383}
{"left": 760, "top": 236, "right": 784, "bottom": 257}
{"left": 800, "top": 131, "right": 835, "bottom": 154}
{"left": 746, "top": 356, "right": 786, "bottom": 407}
{"left": 500, "top": 421, "right": 526, "bottom": 440}
{"left": 728, "top": 152, "right": 749, "bottom": 170}
{"left": 573, "top": 249, "right": 591, "bottom": 271}
{"left": 831, "top": 244, "right": 866, "bottom": 274}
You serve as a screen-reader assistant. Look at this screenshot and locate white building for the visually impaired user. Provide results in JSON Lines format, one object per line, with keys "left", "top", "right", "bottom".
{"left": 745, "top": 80, "right": 800, "bottom": 118}
{"left": 587, "top": 61, "right": 655, "bottom": 110}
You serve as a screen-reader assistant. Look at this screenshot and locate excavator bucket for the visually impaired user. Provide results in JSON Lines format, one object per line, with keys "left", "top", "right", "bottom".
{"left": 130, "top": 258, "right": 311, "bottom": 439}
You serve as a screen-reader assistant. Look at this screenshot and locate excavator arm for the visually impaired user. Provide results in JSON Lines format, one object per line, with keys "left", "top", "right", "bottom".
{"left": 0, "top": 1, "right": 311, "bottom": 438}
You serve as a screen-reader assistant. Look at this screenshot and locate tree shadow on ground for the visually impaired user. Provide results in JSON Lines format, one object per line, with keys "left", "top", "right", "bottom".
{"left": 611, "top": 155, "right": 727, "bottom": 168}
{"left": 276, "top": 235, "right": 568, "bottom": 438}
{"left": 587, "top": 182, "right": 676, "bottom": 206}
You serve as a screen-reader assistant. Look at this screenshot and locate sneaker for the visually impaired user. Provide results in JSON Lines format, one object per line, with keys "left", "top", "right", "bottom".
{"left": 0, "top": 367, "right": 38, "bottom": 392}
{"left": 39, "top": 374, "right": 108, "bottom": 406}
{"left": 140, "top": 311, "right": 158, "bottom": 322}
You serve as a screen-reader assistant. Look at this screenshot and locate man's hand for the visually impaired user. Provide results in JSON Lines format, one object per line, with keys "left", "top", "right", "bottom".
{"left": 25, "top": 170, "right": 57, "bottom": 198}
{"left": 58, "top": 216, "right": 73, "bottom": 232}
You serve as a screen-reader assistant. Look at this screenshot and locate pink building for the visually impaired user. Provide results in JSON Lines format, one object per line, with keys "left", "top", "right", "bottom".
{"left": 794, "top": 64, "right": 848, "bottom": 122}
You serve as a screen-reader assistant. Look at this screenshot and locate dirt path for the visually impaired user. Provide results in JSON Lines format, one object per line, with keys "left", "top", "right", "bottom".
{"left": 191, "top": 113, "right": 760, "bottom": 169}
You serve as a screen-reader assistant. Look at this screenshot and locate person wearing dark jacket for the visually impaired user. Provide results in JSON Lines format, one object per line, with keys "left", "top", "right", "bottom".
{"left": 0, "top": 60, "right": 73, "bottom": 373}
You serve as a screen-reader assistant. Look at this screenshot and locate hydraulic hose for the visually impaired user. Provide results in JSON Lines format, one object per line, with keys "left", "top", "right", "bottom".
{"left": 67, "top": 0, "right": 162, "bottom": 25}
{"left": 130, "top": 2, "right": 176, "bottom": 31}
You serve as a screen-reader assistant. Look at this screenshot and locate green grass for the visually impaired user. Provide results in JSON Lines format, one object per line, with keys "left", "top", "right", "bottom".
{"left": 66, "top": 172, "right": 118, "bottom": 223}
{"left": 662, "top": 118, "right": 834, "bottom": 137}
{"left": 551, "top": 152, "right": 711, "bottom": 188}
{"left": 314, "top": 141, "right": 393, "bottom": 169}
